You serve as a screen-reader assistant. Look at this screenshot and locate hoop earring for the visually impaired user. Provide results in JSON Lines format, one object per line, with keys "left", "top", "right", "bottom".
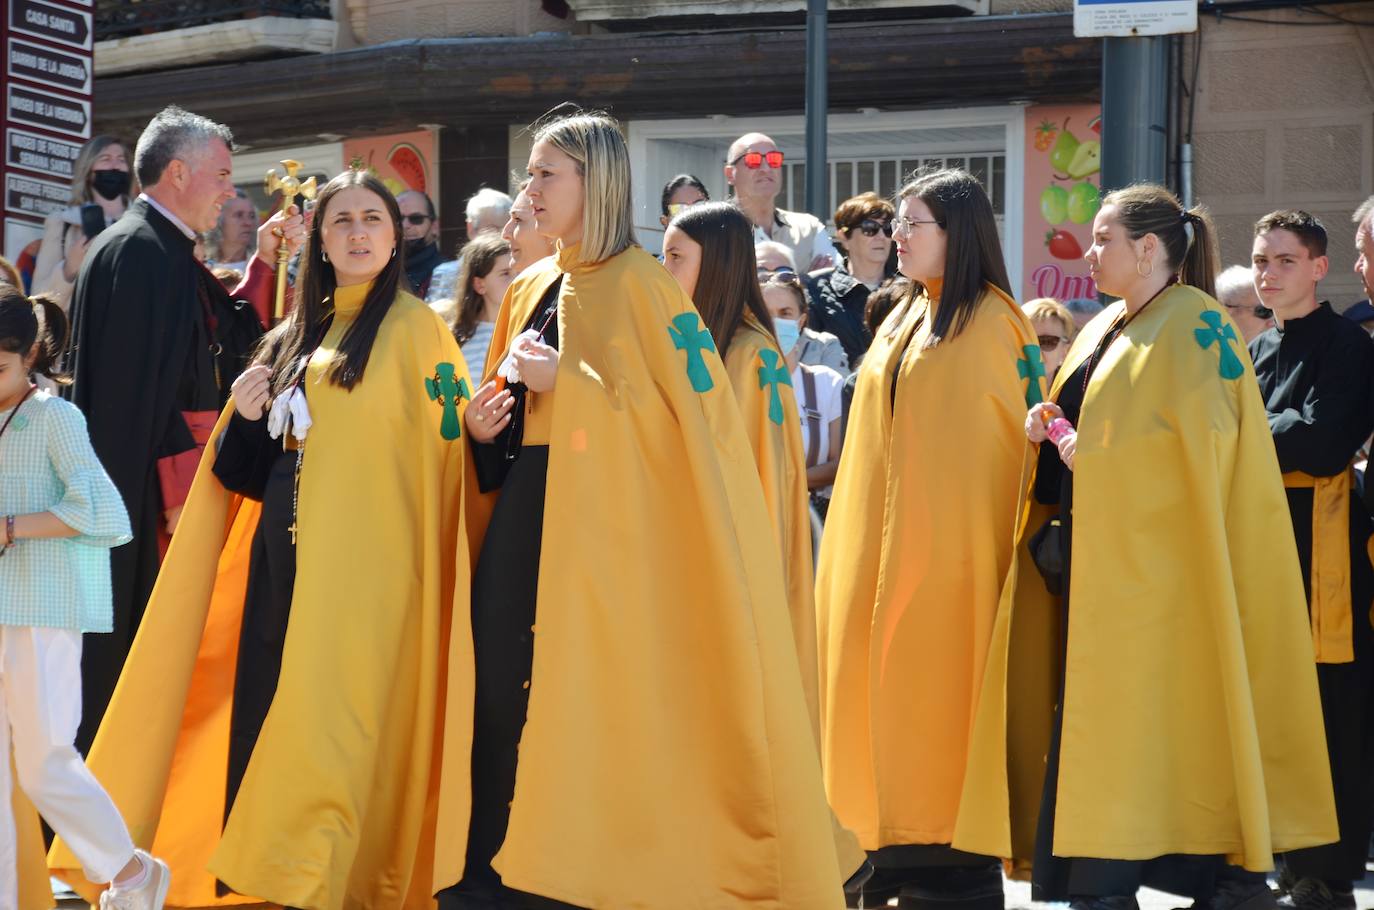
{"left": 321, "top": 250, "right": 329, "bottom": 263}
{"left": 390, "top": 248, "right": 397, "bottom": 259}
{"left": 1136, "top": 259, "right": 1153, "bottom": 278}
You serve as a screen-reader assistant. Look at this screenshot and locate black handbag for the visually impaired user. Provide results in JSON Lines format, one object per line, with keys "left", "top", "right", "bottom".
{"left": 1027, "top": 516, "right": 1066, "bottom": 596}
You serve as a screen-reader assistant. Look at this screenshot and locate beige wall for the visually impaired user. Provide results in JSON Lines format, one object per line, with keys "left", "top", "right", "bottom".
{"left": 1191, "top": 4, "right": 1374, "bottom": 305}
{"left": 346, "top": 0, "right": 574, "bottom": 44}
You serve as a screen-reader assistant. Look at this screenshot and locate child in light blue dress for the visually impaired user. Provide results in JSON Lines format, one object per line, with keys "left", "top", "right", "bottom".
{"left": 0, "top": 288, "right": 168, "bottom": 909}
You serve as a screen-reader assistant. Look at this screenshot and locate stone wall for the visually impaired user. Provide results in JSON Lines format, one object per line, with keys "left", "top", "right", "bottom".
{"left": 346, "top": 0, "right": 573, "bottom": 44}
{"left": 1191, "top": 4, "right": 1374, "bottom": 305}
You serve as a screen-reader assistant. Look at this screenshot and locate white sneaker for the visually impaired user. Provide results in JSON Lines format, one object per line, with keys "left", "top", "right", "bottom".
{"left": 98, "top": 850, "right": 170, "bottom": 910}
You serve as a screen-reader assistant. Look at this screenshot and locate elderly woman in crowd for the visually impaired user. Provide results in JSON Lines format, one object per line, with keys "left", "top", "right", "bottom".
{"left": 1022, "top": 297, "right": 1077, "bottom": 381}
{"left": 810, "top": 191, "right": 897, "bottom": 366}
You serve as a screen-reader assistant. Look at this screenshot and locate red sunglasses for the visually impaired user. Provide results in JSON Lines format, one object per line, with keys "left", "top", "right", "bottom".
{"left": 731, "top": 150, "right": 784, "bottom": 170}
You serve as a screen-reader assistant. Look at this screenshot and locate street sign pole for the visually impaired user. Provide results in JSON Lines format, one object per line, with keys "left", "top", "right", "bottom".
{"left": 1100, "top": 35, "right": 1169, "bottom": 193}
{"left": 804, "top": 0, "right": 828, "bottom": 221}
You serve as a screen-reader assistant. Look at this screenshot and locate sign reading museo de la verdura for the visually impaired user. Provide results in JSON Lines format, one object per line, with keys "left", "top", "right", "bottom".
{"left": 1074, "top": 0, "right": 1198, "bottom": 38}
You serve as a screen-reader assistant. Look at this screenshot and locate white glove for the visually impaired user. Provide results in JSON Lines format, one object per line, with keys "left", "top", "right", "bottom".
{"left": 267, "top": 386, "right": 313, "bottom": 442}
{"left": 497, "top": 329, "right": 541, "bottom": 385}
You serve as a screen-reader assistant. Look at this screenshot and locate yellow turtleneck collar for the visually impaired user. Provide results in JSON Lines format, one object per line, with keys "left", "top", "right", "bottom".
{"left": 922, "top": 276, "right": 944, "bottom": 300}
{"left": 332, "top": 279, "right": 374, "bottom": 317}
{"left": 554, "top": 242, "right": 584, "bottom": 272}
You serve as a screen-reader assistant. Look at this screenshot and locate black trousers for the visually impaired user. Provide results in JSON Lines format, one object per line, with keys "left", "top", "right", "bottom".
{"left": 439, "top": 447, "right": 581, "bottom": 910}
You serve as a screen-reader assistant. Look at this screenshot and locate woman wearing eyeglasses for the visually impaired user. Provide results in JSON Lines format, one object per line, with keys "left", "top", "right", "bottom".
{"left": 816, "top": 168, "right": 1045, "bottom": 910}
{"left": 1022, "top": 297, "right": 1077, "bottom": 380}
{"left": 810, "top": 192, "right": 898, "bottom": 367}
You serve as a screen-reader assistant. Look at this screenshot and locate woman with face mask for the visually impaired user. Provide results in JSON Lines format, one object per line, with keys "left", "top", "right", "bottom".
{"left": 32, "top": 136, "right": 136, "bottom": 310}
{"left": 438, "top": 114, "right": 844, "bottom": 909}
{"left": 760, "top": 271, "right": 845, "bottom": 515}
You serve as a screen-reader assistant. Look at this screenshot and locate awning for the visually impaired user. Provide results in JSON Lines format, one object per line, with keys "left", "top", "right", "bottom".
{"left": 93, "top": 12, "right": 1099, "bottom": 148}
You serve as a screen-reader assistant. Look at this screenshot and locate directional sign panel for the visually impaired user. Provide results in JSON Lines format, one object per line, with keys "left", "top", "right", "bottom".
{"left": 1074, "top": 0, "right": 1197, "bottom": 37}
{"left": 8, "top": 37, "right": 91, "bottom": 94}
{"left": 5, "top": 128, "right": 81, "bottom": 180}
{"left": 5, "top": 171, "right": 69, "bottom": 218}
{"left": 6, "top": 82, "right": 90, "bottom": 139}
{"left": 8, "top": 0, "right": 93, "bottom": 51}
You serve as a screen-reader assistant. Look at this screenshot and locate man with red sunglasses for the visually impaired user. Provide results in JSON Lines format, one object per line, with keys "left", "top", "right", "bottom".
{"left": 726, "top": 131, "right": 837, "bottom": 274}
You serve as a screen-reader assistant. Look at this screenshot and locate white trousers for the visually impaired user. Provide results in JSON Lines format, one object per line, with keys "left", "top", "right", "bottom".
{"left": 0, "top": 627, "right": 134, "bottom": 909}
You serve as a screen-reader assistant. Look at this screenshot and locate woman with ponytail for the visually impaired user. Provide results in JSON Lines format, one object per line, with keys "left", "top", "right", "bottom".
{"left": 954, "top": 185, "right": 1339, "bottom": 910}
{"left": 0, "top": 288, "right": 169, "bottom": 906}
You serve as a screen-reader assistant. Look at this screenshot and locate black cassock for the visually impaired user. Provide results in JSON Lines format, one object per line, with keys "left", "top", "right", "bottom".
{"left": 68, "top": 198, "right": 262, "bottom": 753}
{"left": 1251, "top": 302, "right": 1374, "bottom": 887}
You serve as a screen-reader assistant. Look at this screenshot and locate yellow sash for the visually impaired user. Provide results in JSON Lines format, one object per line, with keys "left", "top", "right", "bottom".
{"left": 1282, "top": 468, "right": 1357, "bottom": 663}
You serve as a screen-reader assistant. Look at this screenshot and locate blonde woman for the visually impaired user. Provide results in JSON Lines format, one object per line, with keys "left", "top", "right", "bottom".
{"left": 435, "top": 111, "right": 843, "bottom": 909}
{"left": 1022, "top": 297, "right": 1076, "bottom": 380}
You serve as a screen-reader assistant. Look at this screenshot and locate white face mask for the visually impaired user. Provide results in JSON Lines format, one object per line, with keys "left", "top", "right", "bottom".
{"left": 773, "top": 317, "right": 801, "bottom": 354}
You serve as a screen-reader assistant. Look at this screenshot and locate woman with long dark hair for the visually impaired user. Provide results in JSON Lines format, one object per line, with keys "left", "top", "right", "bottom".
{"left": 50, "top": 168, "right": 474, "bottom": 910}
{"left": 432, "top": 231, "right": 513, "bottom": 371}
{"left": 955, "top": 185, "right": 1338, "bottom": 910}
{"left": 435, "top": 112, "right": 842, "bottom": 909}
{"left": 816, "top": 168, "right": 1046, "bottom": 910}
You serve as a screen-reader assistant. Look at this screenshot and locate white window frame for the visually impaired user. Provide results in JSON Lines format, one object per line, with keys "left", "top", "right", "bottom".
{"left": 627, "top": 106, "right": 1026, "bottom": 291}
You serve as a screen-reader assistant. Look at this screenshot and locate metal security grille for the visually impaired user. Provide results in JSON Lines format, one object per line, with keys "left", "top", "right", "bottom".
{"left": 777, "top": 153, "right": 1007, "bottom": 220}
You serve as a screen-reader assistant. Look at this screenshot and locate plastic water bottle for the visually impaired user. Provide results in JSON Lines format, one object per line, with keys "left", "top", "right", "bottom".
{"left": 1046, "top": 417, "right": 1075, "bottom": 444}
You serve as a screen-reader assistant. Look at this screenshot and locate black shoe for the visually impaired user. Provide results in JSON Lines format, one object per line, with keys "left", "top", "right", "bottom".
{"left": 1068, "top": 897, "right": 1141, "bottom": 910}
{"left": 845, "top": 860, "right": 876, "bottom": 895}
{"left": 1273, "top": 866, "right": 1298, "bottom": 899}
{"left": 1277, "top": 879, "right": 1355, "bottom": 910}
{"left": 897, "top": 864, "right": 1004, "bottom": 910}
{"left": 1190, "top": 878, "right": 1278, "bottom": 910}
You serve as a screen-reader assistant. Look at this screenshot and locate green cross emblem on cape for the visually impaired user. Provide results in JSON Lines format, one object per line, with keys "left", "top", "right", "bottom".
{"left": 1017, "top": 345, "right": 1047, "bottom": 408}
{"left": 424, "top": 363, "right": 470, "bottom": 440}
{"left": 1193, "top": 311, "right": 1245, "bottom": 380}
{"left": 668, "top": 312, "right": 717, "bottom": 393}
{"left": 757, "top": 348, "right": 793, "bottom": 426}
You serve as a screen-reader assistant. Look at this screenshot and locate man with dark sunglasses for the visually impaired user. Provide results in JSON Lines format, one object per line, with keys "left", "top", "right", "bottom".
{"left": 397, "top": 189, "right": 450, "bottom": 298}
{"left": 725, "top": 131, "right": 837, "bottom": 273}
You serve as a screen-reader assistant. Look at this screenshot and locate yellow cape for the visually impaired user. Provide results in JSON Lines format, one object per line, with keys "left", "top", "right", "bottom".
{"left": 433, "top": 245, "right": 843, "bottom": 908}
{"left": 721, "top": 318, "right": 867, "bottom": 882}
{"left": 815, "top": 281, "right": 1046, "bottom": 851}
{"left": 50, "top": 291, "right": 473, "bottom": 909}
{"left": 953, "top": 284, "right": 1339, "bottom": 870}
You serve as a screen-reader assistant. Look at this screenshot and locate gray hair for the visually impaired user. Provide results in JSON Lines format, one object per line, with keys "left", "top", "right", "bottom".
{"left": 134, "top": 105, "right": 233, "bottom": 187}
{"left": 755, "top": 240, "right": 797, "bottom": 272}
{"left": 466, "top": 188, "right": 513, "bottom": 224}
{"left": 1215, "top": 264, "right": 1259, "bottom": 303}
{"left": 1354, "top": 197, "right": 1374, "bottom": 235}
{"left": 1062, "top": 297, "right": 1104, "bottom": 316}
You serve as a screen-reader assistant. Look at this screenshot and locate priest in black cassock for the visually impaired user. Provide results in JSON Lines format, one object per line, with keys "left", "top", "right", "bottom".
{"left": 1249, "top": 210, "right": 1374, "bottom": 910}
{"left": 68, "top": 105, "right": 265, "bottom": 754}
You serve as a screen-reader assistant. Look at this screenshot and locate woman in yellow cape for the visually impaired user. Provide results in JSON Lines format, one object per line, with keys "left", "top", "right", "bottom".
{"left": 432, "top": 112, "right": 842, "bottom": 909}
{"left": 660, "top": 199, "right": 870, "bottom": 895}
{"left": 951, "top": 185, "right": 1338, "bottom": 910}
{"left": 49, "top": 169, "right": 474, "bottom": 910}
{"left": 815, "top": 168, "right": 1046, "bottom": 910}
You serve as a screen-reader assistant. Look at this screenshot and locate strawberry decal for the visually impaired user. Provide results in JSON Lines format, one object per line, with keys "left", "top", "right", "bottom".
{"left": 1046, "top": 229, "right": 1083, "bottom": 261}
